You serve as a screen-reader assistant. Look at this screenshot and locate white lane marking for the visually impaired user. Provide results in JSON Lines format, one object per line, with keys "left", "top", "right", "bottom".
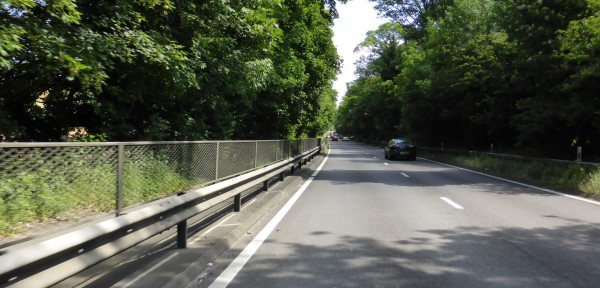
{"left": 373, "top": 157, "right": 377, "bottom": 159}
{"left": 422, "top": 158, "right": 600, "bottom": 206}
{"left": 122, "top": 252, "right": 180, "bottom": 288}
{"left": 245, "top": 199, "right": 257, "bottom": 207}
{"left": 209, "top": 150, "right": 330, "bottom": 288}
{"left": 384, "top": 163, "right": 389, "bottom": 166}
{"left": 401, "top": 173, "right": 410, "bottom": 178}
{"left": 189, "top": 214, "right": 237, "bottom": 245}
{"left": 441, "top": 197, "right": 464, "bottom": 210}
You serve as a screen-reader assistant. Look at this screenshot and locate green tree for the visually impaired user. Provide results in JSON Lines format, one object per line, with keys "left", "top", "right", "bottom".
{"left": 0, "top": 0, "right": 339, "bottom": 141}
{"left": 369, "top": 0, "right": 455, "bottom": 41}
{"left": 555, "top": 0, "right": 600, "bottom": 159}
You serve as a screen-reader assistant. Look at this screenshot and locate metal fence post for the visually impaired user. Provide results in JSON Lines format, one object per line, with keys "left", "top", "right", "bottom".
{"left": 215, "top": 142, "right": 220, "bottom": 181}
{"left": 255, "top": 141, "right": 258, "bottom": 168}
{"left": 577, "top": 146, "right": 582, "bottom": 162}
{"left": 116, "top": 144, "right": 124, "bottom": 217}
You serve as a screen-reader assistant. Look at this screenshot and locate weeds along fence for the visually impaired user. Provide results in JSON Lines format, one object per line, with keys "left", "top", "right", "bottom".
{"left": 0, "top": 139, "right": 320, "bottom": 236}
{"left": 418, "top": 147, "right": 600, "bottom": 196}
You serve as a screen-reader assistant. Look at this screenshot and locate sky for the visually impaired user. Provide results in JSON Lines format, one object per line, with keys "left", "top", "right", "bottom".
{"left": 332, "top": 0, "right": 388, "bottom": 105}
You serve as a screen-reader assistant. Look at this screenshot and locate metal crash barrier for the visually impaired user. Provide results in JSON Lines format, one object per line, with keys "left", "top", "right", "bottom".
{"left": 0, "top": 144, "right": 321, "bottom": 288}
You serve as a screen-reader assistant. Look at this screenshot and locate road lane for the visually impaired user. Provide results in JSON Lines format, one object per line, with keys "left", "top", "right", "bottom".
{"left": 201, "top": 141, "right": 600, "bottom": 288}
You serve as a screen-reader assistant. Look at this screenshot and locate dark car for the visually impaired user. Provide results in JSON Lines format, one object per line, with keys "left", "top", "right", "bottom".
{"left": 384, "top": 138, "right": 417, "bottom": 160}
{"left": 330, "top": 132, "right": 338, "bottom": 141}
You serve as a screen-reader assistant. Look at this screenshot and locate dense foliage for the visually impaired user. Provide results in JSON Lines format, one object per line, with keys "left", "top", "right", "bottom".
{"left": 0, "top": 0, "right": 341, "bottom": 141}
{"left": 336, "top": 0, "right": 600, "bottom": 160}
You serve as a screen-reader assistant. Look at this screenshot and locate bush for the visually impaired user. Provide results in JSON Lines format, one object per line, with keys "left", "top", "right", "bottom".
{"left": 123, "top": 152, "right": 190, "bottom": 207}
{"left": 0, "top": 171, "right": 70, "bottom": 236}
{"left": 0, "top": 151, "right": 187, "bottom": 237}
{"left": 581, "top": 169, "right": 600, "bottom": 197}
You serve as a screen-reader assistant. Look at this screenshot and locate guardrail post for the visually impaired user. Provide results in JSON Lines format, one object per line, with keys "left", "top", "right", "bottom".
{"left": 577, "top": 146, "right": 582, "bottom": 162}
{"left": 177, "top": 220, "right": 187, "bottom": 248}
{"left": 116, "top": 144, "right": 124, "bottom": 217}
{"left": 279, "top": 171, "right": 285, "bottom": 181}
{"left": 490, "top": 143, "right": 494, "bottom": 153}
{"left": 176, "top": 192, "right": 187, "bottom": 248}
{"left": 318, "top": 138, "right": 321, "bottom": 153}
{"left": 234, "top": 194, "right": 241, "bottom": 212}
{"left": 263, "top": 180, "right": 269, "bottom": 191}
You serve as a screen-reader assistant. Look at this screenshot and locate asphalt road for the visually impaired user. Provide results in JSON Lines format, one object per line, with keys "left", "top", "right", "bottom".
{"left": 193, "top": 140, "right": 600, "bottom": 288}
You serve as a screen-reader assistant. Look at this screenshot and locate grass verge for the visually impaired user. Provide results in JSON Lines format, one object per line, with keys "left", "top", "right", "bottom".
{"left": 419, "top": 150, "right": 600, "bottom": 199}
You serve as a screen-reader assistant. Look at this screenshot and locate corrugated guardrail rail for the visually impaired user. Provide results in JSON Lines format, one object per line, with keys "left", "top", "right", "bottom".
{"left": 0, "top": 139, "right": 322, "bottom": 288}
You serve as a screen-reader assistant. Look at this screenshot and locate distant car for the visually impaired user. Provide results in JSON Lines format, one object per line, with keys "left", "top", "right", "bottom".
{"left": 384, "top": 138, "right": 416, "bottom": 160}
{"left": 342, "top": 136, "right": 349, "bottom": 141}
{"left": 330, "top": 133, "right": 338, "bottom": 141}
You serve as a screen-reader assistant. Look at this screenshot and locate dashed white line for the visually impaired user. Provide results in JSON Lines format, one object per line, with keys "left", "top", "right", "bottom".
{"left": 384, "top": 163, "right": 389, "bottom": 166}
{"left": 401, "top": 173, "right": 410, "bottom": 178}
{"left": 441, "top": 197, "right": 464, "bottom": 210}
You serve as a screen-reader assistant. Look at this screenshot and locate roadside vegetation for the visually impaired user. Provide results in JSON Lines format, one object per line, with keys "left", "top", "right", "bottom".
{"left": 0, "top": 153, "right": 191, "bottom": 238}
{"left": 0, "top": 0, "right": 341, "bottom": 239}
{"left": 0, "top": 0, "right": 340, "bottom": 142}
{"left": 336, "top": 0, "right": 600, "bottom": 162}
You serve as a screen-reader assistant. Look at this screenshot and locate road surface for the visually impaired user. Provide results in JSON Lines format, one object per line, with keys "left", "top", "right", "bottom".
{"left": 197, "top": 141, "right": 600, "bottom": 288}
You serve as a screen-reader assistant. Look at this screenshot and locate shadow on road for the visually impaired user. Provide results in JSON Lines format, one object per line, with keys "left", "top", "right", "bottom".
{"left": 224, "top": 221, "right": 600, "bottom": 287}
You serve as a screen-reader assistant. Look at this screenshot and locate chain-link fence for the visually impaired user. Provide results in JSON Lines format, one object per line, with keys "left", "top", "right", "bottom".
{"left": 0, "top": 139, "right": 320, "bottom": 236}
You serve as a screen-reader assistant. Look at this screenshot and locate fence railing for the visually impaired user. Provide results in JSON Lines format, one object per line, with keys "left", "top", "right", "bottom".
{"left": 0, "top": 140, "right": 322, "bottom": 288}
{"left": 0, "top": 139, "right": 321, "bottom": 236}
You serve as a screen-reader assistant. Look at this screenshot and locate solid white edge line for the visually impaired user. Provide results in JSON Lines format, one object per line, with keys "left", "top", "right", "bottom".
{"left": 401, "top": 173, "right": 410, "bottom": 178}
{"left": 189, "top": 213, "right": 237, "bottom": 245}
{"left": 440, "top": 197, "right": 464, "bottom": 210}
{"left": 420, "top": 157, "right": 600, "bottom": 206}
{"left": 208, "top": 151, "right": 330, "bottom": 288}
{"left": 245, "top": 198, "right": 258, "bottom": 207}
{"left": 122, "top": 252, "right": 180, "bottom": 288}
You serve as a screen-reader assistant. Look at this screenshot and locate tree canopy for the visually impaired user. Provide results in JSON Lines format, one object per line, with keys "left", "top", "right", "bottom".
{"left": 337, "top": 0, "right": 600, "bottom": 160}
{"left": 0, "top": 0, "right": 340, "bottom": 141}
